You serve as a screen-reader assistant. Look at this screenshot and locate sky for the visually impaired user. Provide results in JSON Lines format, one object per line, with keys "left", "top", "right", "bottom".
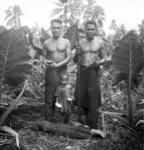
{"left": 98, "top": 0, "right": 144, "bottom": 32}
{"left": 0, "top": 0, "right": 144, "bottom": 34}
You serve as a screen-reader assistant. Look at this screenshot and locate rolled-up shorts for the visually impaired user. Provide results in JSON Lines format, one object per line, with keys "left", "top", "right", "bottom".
{"left": 45, "top": 66, "right": 68, "bottom": 98}
{"left": 75, "top": 65, "right": 101, "bottom": 108}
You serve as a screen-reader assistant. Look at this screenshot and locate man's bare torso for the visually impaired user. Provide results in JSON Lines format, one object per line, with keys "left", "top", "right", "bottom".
{"left": 79, "top": 36, "right": 103, "bottom": 67}
{"left": 44, "top": 37, "right": 68, "bottom": 63}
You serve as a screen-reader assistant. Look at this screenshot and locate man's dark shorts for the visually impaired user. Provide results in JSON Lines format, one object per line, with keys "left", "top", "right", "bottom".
{"left": 75, "top": 64, "right": 101, "bottom": 129}
{"left": 45, "top": 66, "right": 68, "bottom": 101}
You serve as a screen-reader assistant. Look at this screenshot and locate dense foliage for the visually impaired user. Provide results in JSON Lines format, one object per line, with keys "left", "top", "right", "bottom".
{"left": 0, "top": 28, "right": 32, "bottom": 87}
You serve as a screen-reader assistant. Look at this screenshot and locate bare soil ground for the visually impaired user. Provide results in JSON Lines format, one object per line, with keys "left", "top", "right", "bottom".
{"left": 0, "top": 99, "right": 143, "bottom": 150}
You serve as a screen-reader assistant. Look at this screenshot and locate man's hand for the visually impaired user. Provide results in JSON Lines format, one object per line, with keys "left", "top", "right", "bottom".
{"left": 97, "top": 56, "right": 111, "bottom": 66}
{"left": 49, "top": 62, "right": 59, "bottom": 68}
{"left": 43, "top": 59, "right": 52, "bottom": 65}
{"left": 42, "top": 58, "right": 58, "bottom": 68}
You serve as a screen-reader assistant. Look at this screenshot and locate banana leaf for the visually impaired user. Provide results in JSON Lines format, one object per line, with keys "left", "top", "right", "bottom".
{"left": 0, "top": 28, "right": 32, "bottom": 86}
{"left": 64, "top": 23, "right": 79, "bottom": 49}
{"left": 111, "top": 30, "right": 144, "bottom": 85}
{"left": 40, "top": 28, "right": 50, "bottom": 44}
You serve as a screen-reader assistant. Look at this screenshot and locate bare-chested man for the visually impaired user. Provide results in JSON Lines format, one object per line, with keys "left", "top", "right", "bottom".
{"left": 43, "top": 19, "right": 71, "bottom": 121}
{"left": 75, "top": 20, "right": 106, "bottom": 129}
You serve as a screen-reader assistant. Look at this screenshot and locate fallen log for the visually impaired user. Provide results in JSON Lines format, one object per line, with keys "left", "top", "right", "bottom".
{"left": 34, "top": 120, "right": 91, "bottom": 139}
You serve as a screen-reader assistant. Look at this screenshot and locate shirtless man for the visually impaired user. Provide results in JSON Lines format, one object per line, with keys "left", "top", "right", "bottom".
{"left": 75, "top": 20, "right": 106, "bottom": 129}
{"left": 43, "top": 19, "right": 71, "bottom": 120}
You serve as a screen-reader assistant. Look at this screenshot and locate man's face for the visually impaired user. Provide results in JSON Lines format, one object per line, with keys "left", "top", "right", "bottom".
{"left": 51, "top": 22, "right": 62, "bottom": 38}
{"left": 85, "top": 24, "right": 96, "bottom": 40}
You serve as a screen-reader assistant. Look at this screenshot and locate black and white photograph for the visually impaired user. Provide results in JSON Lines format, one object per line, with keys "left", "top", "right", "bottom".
{"left": 0, "top": 0, "right": 144, "bottom": 149}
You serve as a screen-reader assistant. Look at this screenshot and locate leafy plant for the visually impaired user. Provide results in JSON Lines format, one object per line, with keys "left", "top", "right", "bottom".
{"left": 28, "top": 28, "right": 50, "bottom": 56}
{"left": 40, "top": 28, "right": 50, "bottom": 44}
{"left": 0, "top": 28, "right": 32, "bottom": 87}
{"left": 107, "top": 30, "right": 144, "bottom": 128}
{"left": 0, "top": 27, "right": 32, "bottom": 126}
{"left": 64, "top": 23, "right": 79, "bottom": 49}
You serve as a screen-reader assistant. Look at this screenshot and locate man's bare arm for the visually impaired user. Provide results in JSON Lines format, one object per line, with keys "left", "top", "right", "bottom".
{"left": 42, "top": 41, "right": 48, "bottom": 58}
{"left": 97, "top": 41, "right": 111, "bottom": 66}
{"left": 42, "top": 41, "right": 51, "bottom": 66}
{"left": 99, "top": 41, "right": 107, "bottom": 59}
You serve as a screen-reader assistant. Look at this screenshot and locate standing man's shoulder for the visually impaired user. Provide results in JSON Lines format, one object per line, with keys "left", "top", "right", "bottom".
{"left": 94, "top": 36, "right": 105, "bottom": 47}
{"left": 43, "top": 38, "right": 51, "bottom": 48}
{"left": 79, "top": 38, "right": 87, "bottom": 46}
{"left": 61, "top": 37, "right": 71, "bottom": 45}
{"left": 95, "top": 36, "right": 107, "bottom": 58}
{"left": 94, "top": 36, "right": 103, "bottom": 42}
{"left": 79, "top": 39, "right": 87, "bottom": 51}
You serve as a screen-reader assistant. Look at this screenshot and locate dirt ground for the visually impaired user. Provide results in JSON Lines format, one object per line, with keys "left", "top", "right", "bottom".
{"left": 0, "top": 100, "right": 143, "bottom": 150}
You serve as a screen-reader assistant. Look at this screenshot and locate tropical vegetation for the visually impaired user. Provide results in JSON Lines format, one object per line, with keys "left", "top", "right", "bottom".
{"left": 0, "top": 1, "right": 143, "bottom": 150}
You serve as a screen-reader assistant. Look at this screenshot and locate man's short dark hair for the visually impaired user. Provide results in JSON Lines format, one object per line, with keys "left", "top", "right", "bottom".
{"left": 85, "top": 20, "right": 97, "bottom": 28}
{"left": 51, "top": 19, "right": 62, "bottom": 25}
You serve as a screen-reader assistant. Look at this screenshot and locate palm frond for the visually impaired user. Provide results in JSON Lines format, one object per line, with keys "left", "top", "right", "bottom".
{"left": 51, "top": 8, "right": 63, "bottom": 17}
